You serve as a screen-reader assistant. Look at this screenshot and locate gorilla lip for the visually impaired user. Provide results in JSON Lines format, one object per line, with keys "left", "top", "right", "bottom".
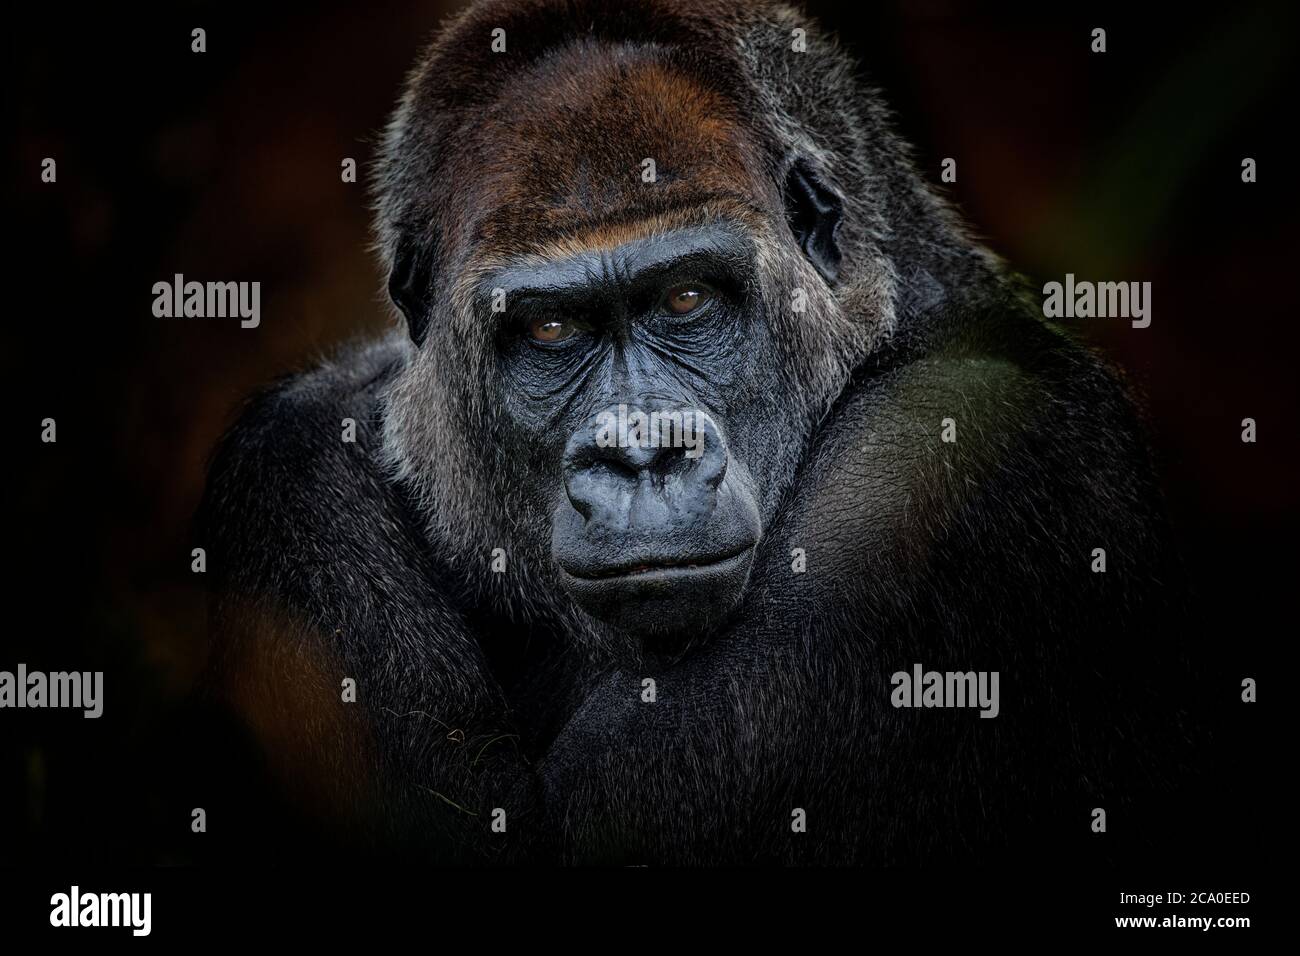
{"left": 561, "top": 545, "right": 752, "bottom": 581}
{"left": 556, "top": 543, "right": 759, "bottom": 638}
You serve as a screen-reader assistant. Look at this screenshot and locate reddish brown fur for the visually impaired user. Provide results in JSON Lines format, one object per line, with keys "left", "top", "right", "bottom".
{"left": 376, "top": 1, "right": 794, "bottom": 290}
{"left": 463, "top": 43, "right": 765, "bottom": 258}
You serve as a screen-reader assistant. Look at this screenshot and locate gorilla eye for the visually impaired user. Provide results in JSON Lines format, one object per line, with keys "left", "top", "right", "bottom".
{"left": 662, "top": 284, "right": 713, "bottom": 316}
{"left": 527, "top": 316, "right": 576, "bottom": 344}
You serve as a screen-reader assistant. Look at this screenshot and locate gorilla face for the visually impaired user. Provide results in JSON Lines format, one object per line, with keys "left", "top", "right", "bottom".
{"left": 380, "top": 35, "right": 864, "bottom": 656}
{"left": 484, "top": 222, "right": 766, "bottom": 642}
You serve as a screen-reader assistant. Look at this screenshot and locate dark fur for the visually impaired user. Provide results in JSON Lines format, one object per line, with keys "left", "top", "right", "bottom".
{"left": 196, "top": 0, "right": 1190, "bottom": 864}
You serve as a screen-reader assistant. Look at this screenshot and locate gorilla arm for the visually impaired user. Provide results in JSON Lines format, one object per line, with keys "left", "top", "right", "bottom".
{"left": 539, "top": 302, "right": 1187, "bottom": 865}
{"left": 198, "top": 341, "right": 539, "bottom": 861}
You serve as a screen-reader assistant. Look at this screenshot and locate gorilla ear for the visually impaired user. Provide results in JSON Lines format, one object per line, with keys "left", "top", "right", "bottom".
{"left": 387, "top": 238, "right": 436, "bottom": 346}
{"left": 783, "top": 158, "right": 844, "bottom": 285}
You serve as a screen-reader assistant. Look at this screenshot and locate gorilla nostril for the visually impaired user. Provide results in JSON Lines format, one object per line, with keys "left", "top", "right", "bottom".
{"left": 647, "top": 442, "right": 687, "bottom": 475}
{"left": 647, "top": 441, "right": 726, "bottom": 490}
{"left": 592, "top": 458, "right": 639, "bottom": 484}
{"left": 563, "top": 453, "right": 641, "bottom": 524}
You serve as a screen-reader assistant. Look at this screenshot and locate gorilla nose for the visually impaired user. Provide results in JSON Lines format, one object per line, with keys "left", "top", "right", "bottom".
{"left": 553, "top": 403, "right": 761, "bottom": 644}
{"left": 562, "top": 404, "right": 727, "bottom": 530}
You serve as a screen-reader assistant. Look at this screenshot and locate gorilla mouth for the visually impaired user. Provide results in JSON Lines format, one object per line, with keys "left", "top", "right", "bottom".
{"left": 567, "top": 546, "right": 752, "bottom": 581}
{"left": 556, "top": 542, "right": 759, "bottom": 642}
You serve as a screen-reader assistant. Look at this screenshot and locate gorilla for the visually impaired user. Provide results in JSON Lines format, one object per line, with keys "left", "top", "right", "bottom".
{"left": 197, "top": 0, "right": 1191, "bottom": 865}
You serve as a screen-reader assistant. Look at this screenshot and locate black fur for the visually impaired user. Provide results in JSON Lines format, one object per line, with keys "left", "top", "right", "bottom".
{"left": 195, "top": 0, "right": 1191, "bottom": 865}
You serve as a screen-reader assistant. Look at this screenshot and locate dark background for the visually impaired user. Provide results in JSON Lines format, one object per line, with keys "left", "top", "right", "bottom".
{"left": 3, "top": 0, "right": 1291, "bottom": 873}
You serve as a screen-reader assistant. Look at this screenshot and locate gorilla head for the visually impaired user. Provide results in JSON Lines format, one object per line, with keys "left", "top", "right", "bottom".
{"left": 373, "top": 0, "right": 965, "bottom": 655}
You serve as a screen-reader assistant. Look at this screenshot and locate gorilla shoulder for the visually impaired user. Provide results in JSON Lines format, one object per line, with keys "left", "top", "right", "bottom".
{"left": 199, "top": 335, "right": 424, "bottom": 598}
{"left": 753, "top": 299, "right": 1173, "bottom": 628}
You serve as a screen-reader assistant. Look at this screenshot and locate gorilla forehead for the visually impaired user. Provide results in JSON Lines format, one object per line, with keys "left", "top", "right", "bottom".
{"left": 376, "top": 0, "right": 889, "bottom": 303}
{"left": 460, "top": 40, "right": 768, "bottom": 258}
